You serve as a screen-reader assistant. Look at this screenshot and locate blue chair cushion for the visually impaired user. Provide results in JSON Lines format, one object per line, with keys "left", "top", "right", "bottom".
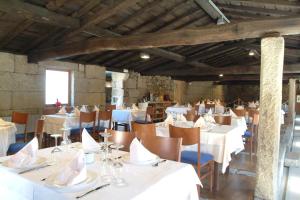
{"left": 7, "top": 143, "right": 27, "bottom": 154}
{"left": 70, "top": 127, "right": 94, "bottom": 135}
{"left": 243, "top": 130, "right": 252, "bottom": 137}
{"left": 96, "top": 126, "right": 106, "bottom": 132}
{"left": 15, "top": 132, "right": 34, "bottom": 140}
{"left": 181, "top": 151, "right": 214, "bottom": 165}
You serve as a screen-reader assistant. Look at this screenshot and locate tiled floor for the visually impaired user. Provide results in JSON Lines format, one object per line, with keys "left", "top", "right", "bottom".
{"left": 200, "top": 146, "right": 256, "bottom": 200}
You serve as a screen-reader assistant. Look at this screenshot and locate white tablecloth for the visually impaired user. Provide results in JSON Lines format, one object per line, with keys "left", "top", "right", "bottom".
{"left": 0, "top": 146, "right": 201, "bottom": 200}
{"left": 44, "top": 114, "right": 94, "bottom": 134}
{"left": 165, "top": 106, "right": 191, "bottom": 115}
{"left": 156, "top": 124, "right": 244, "bottom": 173}
{"left": 0, "top": 124, "right": 17, "bottom": 156}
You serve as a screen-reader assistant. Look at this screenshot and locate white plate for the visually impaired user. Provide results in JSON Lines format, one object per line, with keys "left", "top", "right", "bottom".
{"left": 45, "top": 170, "right": 98, "bottom": 192}
{"left": 2, "top": 157, "right": 48, "bottom": 172}
{"left": 122, "top": 154, "right": 160, "bottom": 165}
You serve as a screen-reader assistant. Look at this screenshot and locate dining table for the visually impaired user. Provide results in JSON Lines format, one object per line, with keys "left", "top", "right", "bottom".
{"left": 0, "top": 144, "right": 201, "bottom": 200}
{"left": 0, "top": 121, "right": 17, "bottom": 156}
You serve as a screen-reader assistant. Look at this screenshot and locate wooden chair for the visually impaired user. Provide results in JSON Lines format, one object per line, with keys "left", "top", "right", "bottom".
{"left": 169, "top": 124, "right": 214, "bottom": 192}
{"left": 184, "top": 108, "right": 196, "bottom": 121}
{"left": 233, "top": 109, "right": 246, "bottom": 117}
{"left": 11, "top": 111, "right": 29, "bottom": 142}
{"left": 195, "top": 105, "right": 200, "bottom": 116}
{"left": 143, "top": 136, "right": 182, "bottom": 161}
{"left": 65, "top": 105, "right": 73, "bottom": 113}
{"left": 97, "top": 110, "right": 112, "bottom": 132}
{"left": 43, "top": 107, "right": 58, "bottom": 115}
{"left": 105, "top": 104, "right": 116, "bottom": 111}
{"left": 135, "top": 106, "right": 155, "bottom": 124}
{"left": 131, "top": 122, "right": 156, "bottom": 142}
{"left": 214, "top": 115, "right": 231, "bottom": 125}
{"left": 7, "top": 119, "right": 44, "bottom": 155}
{"left": 107, "top": 129, "right": 135, "bottom": 152}
{"left": 244, "top": 113, "right": 259, "bottom": 160}
{"left": 70, "top": 111, "right": 97, "bottom": 142}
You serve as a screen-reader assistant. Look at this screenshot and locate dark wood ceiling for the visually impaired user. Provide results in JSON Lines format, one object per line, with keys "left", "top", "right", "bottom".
{"left": 0, "top": 0, "right": 300, "bottom": 81}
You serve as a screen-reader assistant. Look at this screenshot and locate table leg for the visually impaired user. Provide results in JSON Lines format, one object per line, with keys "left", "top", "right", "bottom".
{"left": 213, "top": 161, "right": 220, "bottom": 191}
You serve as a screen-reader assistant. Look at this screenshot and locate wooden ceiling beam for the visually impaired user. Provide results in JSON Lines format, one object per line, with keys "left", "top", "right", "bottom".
{"left": 29, "top": 16, "right": 300, "bottom": 62}
{"left": 0, "top": 0, "right": 79, "bottom": 28}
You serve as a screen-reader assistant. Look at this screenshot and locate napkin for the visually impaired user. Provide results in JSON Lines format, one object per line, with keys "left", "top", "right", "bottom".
{"left": 176, "top": 114, "right": 187, "bottom": 122}
{"left": 4, "top": 137, "right": 38, "bottom": 168}
{"left": 130, "top": 138, "right": 157, "bottom": 164}
{"left": 53, "top": 150, "right": 87, "bottom": 186}
{"left": 207, "top": 108, "right": 213, "bottom": 115}
{"left": 255, "top": 101, "right": 259, "bottom": 106}
{"left": 80, "top": 105, "right": 88, "bottom": 112}
{"left": 174, "top": 102, "right": 180, "bottom": 107}
{"left": 0, "top": 118, "right": 12, "bottom": 126}
{"left": 164, "top": 114, "right": 174, "bottom": 127}
{"left": 236, "top": 105, "right": 244, "bottom": 110}
{"left": 74, "top": 107, "right": 81, "bottom": 116}
{"left": 132, "top": 103, "right": 139, "bottom": 110}
{"left": 93, "top": 105, "right": 99, "bottom": 112}
{"left": 229, "top": 109, "right": 237, "bottom": 117}
{"left": 195, "top": 101, "right": 200, "bottom": 105}
{"left": 82, "top": 128, "right": 99, "bottom": 152}
{"left": 204, "top": 115, "right": 215, "bottom": 123}
{"left": 248, "top": 101, "right": 256, "bottom": 108}
{"left": 57, "top": 106, "right": 67, "bottom": 114}
{"left": 194, "top": 116, "right": 206, "bottom": 128}
{"left": 187, "top": 103, "right": 192, "bottom": 108}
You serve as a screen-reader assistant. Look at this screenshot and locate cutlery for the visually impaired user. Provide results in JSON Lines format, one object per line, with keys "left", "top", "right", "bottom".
{"left": 152, "top": 159, "right": 167, "bottom": 167}
{"left": 18, "top": 164, "right": 51, "bottom": 174}
{"left": 76, "top": 184, "right": 110, "bottom": 199}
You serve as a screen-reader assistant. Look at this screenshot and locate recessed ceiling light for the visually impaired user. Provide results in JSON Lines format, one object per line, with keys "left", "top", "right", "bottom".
{"left": 219, "top": 74, "right": 223, "bottom": 77}
{"left": 140, "top": 53, "right": 150, "bottom": 60}
{"left": 249, "top": 49, "right": 255, "bottom": 56}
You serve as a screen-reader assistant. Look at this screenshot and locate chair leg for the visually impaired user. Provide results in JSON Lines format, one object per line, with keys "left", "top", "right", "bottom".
{"left": 250, "top": 136, "right": 253, "bottom": 160}
{"left": 210, "top": 161, "right": 214, "bottom": 192}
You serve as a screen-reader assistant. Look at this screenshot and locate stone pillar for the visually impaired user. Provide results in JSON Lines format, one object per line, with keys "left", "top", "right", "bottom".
{"left": 255, "top": 36, "right": 284, "bottom": 200}
{"left": 288, "top": 79, "right": 296, "bottom": 124}
{"left": 111, "top": 72, "right": 129, "bottom": 107}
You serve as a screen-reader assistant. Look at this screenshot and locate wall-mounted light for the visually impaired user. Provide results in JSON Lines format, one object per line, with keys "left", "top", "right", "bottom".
{"left": 140, "top": 52, "right": 150, "bottom": 60}
{"left": 219, "top": 74, "right": 223, "bottom": 77}
{"left": 249, "top": 49, "right": 255, "bottom": 56}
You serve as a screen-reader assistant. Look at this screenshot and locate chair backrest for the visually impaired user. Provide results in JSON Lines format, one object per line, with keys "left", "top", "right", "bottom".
{"left": 12, "top": 112, "right": 29, "bottom": 125}
{"left": 195, "top": 105, "right": 199, "bottom": 115}
{"left": 98, "top": 111, "right": 112, "bottom": 129}
{"left": 184, "top": 108, "right": 196, "bottom": 121}
{"left": 214, "top": 115, "right": 231, "bottom": 125}
{"left": 145, "top": 106, "right": 155, "bottom": 122}
{"left": 107, "top": 129, "right": 135, "bottom": 152}
{"left": 252, "top": 113, "right": 259, "bottom": 126}
{"left": 247, "top": 109, "right": 259, "bottom": 119}
{"left": 35, "top": 119, "right": 44, "bottom": 148}
{"left": 65, "top": 106, "right": 72, "bottom": 113}
{"left": 205, "top": 103, "right": 215, "bottom": 109}
{"left": 79, "top": 111, "right": 96, "bottom": 136}
{"left": 131, "top": 122, "right": 156, "bottom": 141}
{"left": 105, "top": 104, "right": 116, "bottom": 111}
{"left": 43, "top": 107, "right": 58, "bottom": 115}
{"left": 142, "top": 136, "right": 182, "bottom": 162}
{"left": 169, "top": 124, "right": 200, "bottom": 146}
{"left": 233, "top": 109, "right": 246, "bottom": 117}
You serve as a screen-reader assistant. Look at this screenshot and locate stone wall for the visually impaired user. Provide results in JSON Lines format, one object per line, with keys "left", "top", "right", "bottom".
{"left": 0, "top": 52, "right": 106, "bottom": 117}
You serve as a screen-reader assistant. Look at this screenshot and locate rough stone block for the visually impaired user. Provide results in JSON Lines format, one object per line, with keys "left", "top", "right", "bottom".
{"left": 75, "top": 92, "right": 105, "bottom": 106}
{"left": 12, "top": 92, "right": 43, "bottom": 109}
{"left": 75, "top": 78, "right": 88, "bottom": 92}
{"left": 12, "top": 73, "right": 44, "bottom": 91}
{"left": 15, "top": 55, "right": 39, "bottom": 74}
{"left": 87, "top": 79, "right": 105, "bottom": 93}
{"left": 85, "top": 65, "right": 105, "bottom": 79}
{"left": 128, "top": 89, "right": 139, "bottom": 98}
{"left": 0, "top": 91, "right": 11, "bottom": 110}
{"left": 38, "top": 60, "right": 78, "bottom": 71}
{"left": 0, "top": 72, "right": 13, "bottom": 91}
{"left": 125, "top": 78, "right": 136, "bottom": 89}
{"left": 0, "top": 52, "right": 14, "bottom": 72}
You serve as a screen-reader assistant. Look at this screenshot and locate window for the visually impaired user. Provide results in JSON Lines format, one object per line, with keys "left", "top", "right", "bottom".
{"left": 45, "top": 69, "right": 70, "bottom": 105}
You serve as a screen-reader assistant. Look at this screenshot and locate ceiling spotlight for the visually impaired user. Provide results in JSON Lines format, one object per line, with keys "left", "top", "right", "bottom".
{"left": 140, "top": 52, "right": 150, "bottom": 60}
{"left": 249, "top": 49, "right": 255, "bottom": 56}
{"left": 219, "top": 74, "right": 223, "bottom": 77}
{"left": 217, "top": 17, "right": 225, "bottom": 25}
{"left": 123, "top": 69, "right": 128, "bottom": 73}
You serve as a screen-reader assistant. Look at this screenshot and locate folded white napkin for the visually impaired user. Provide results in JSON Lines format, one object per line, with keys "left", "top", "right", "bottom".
{"left": 187, "top": 103, "right": 192, "bottom": 108}
{"left": 201, "top": 101, "right": 205, "bottom": 105}
{"left": 4, "top": 137, "right": 38, "bottom": 168}
{"left": 57, "top": 106, "right": 67, "bottom": 114}
{"left": 204, "top": 115, "right": 216, "bottom": 123}
{"left": 174, "top": 102, "right": 180, "bottom": 107}
{"left": 248, "top": 102, "right": 256, "bottom": 108}
{"left": 176, "top": 114, "right": 187, "bottom": 122}
{"left": 130, "top": 138, "right": 157, "bottom": 164}
{"left": 195, "top": 101, "right": 200, "bottom": 105}
{"left": 74, "top": 107, "right": 81, "bottom": 116}
{"left": 93, "top": 105, "right": 99, "bottom": 112}
{"left": 80, "top": 105, "right": 88, "bottom": 113}
{"left": 255, "top": 101, "right": 259, "bottom": 106}
{"left": 53, "top": 150, "right": 87, "bottom": 186}
{"left": 82, "top": 129, "right": 99, "bottom": 152}
{"left": 194, "top": 116, "right": 206, "bottom": 128}
{"left": 236, "top": 105, "right": 244, "bottom": 110}
{"left": 0, "top": 118, "right": 11, "bottom": 125}
{"left": 164, "top": 114, "right": 174, "bottom": 127}
{"left": 229, "top": 109, "right": 237, "bottom": 117}
{"left": 207, "top": 108, "right": 213, "bottom": 115}
{"left": 132, "top": 103, "right": 139, "bottom": 110}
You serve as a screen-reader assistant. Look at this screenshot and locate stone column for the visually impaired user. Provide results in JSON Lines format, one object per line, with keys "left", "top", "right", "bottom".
{"left": 288, "top": 79, "right": 296, "bottom": 124}
{"left": 255, "top": 36, "right": 284, "bottom": 200}
{"left": 111, "top": 72, "right": 129, "bottom": 107}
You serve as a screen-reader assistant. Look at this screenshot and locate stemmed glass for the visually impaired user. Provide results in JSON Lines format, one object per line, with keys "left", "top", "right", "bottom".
{"left": 110, "top": 143, "right": 127, "bottom": 187}
{"left": 60, "top": 121, "right": 71, "bottom": 151}
{"left": 99, "top": 129, "right": 114, "bottom": 183}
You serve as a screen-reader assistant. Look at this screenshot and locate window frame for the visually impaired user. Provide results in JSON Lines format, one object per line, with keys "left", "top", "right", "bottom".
{"left": 45, "top": 68, "right": 71, "bottom": 106}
